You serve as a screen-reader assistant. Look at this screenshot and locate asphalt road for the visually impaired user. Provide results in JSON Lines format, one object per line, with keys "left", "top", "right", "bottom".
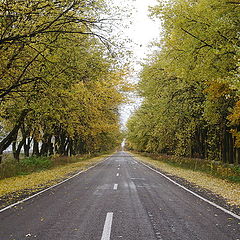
{"left": 0, "top": 151, "right": 240, "bottom": 240}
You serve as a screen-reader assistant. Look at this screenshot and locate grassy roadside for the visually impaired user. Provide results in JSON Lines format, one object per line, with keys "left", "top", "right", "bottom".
{"left": 0, "top": 153, "right": 110, "bottom": 179}
{"left": 0, "top": 154, "right": 109, "bottom": 206}
{"left": 130, "top": 152, "right": 240, "bottom": 207}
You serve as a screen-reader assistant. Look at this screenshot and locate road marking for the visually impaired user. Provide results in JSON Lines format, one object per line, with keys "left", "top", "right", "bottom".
{"left": 0, "top": 157, "right": 110, "bottom": 213}
{"left": 101, "top": 212, "right": 113, "bottom": 240}
{"left": 113, "top": 184, "right": 118, "bottom": 190}
{"left": 137, "top": 159, "right": 240, "bottom": 220}
{"left": 116, "top": 173, "right": 119, "bottom": 177}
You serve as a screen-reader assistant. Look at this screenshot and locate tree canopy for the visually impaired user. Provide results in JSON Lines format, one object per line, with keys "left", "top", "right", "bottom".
{"left": 0, "top": 0, "right": 129, "bottom": 161}
{"left": 126, "top": 0, "right": 240, "bottom": 164}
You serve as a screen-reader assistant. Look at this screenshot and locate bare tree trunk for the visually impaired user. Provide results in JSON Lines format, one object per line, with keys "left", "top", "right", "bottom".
{"left": 32, "top": 139, "right": 40, "bottom": 156}
{"left": 40, "top": 133, "right": 49, "bottom": 156}
{"left": 0, "top": 109, "right": 28, "bottom": 163}
{"left": 24, "top": 137, "right": 32, "bottom": 157}
{"left": 14, "top": 138, "right": 25, "bottom": 161}
{"left": 48, "top": 136, "right": 54, "bottom": 156}
{"left": 12, "top": 141, "right": 17, "bottom": 160}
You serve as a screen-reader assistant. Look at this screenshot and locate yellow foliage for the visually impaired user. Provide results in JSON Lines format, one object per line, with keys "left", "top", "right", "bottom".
{"left": 132, "top": 152, "right": 240, "bottom": 206}
{"left": 228, "top": 100, "right": 240, "bottom": 125}
{"left": 0, "top": 155, "right": 105, "bottom": 197}
{"left": 204, "top": 81, "right": 231, "bottom": 100}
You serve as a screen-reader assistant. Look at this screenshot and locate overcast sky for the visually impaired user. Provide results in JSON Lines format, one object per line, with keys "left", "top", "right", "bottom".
{"left": 117, "top": 0, "right": 161, "bottom": 128}
{"left": 126, "top": 0, "right": 161, "bottom": 66}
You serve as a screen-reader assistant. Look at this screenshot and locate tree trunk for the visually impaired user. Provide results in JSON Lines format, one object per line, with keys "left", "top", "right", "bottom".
{"left": 12, "top": 126, "right": 28, "bottom": 161}
{"left": 229, "top": 132, "right": 234, "bottom": 164}
{"left": 64, "top": 138, "right": 70, "bottom": 156}
{"left": 69, "top": 139, "right": 73, "bottom": 156}
{"left": 32, "top": 139, "right": 40, "bottom": 156}
{"left": 40, "top": 133, "right": 49, "bottom": 156}
{"left": 57, "top": 132, "right": 67, "bottom": 155}
{"left": 12, "top": 141, "right": 17, "bottom": 160}
{"left": 0, "top": 109, "right": 28, "bottom": 163}
{"left": 48, "top": 136, "right": 54, "bottom": 156}
{"left": 24, "top": 137, "right": 32, "bottom": 157}
{"left": 54, "top": 135, "right": 59, "bottom": 154}
{"left": 14, "top": 137, "right": 25, "bottom": 161}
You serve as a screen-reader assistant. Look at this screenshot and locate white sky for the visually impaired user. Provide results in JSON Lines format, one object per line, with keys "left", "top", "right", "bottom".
{"left": 126, "top": 0, "right": 161, "bottom": 67}
{"left": 117, "top": 0, "right": 162, "bottom": 128}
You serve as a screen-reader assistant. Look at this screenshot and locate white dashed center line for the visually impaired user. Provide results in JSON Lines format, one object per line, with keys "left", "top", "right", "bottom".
{"left": 101, "top": 212, "right": 113, "bottom": 240}
{"left": 113, "top": 184, "right": 118, "bottom": 190}
{"left": 116, "top": 173, "right": 119, "bottom": 177}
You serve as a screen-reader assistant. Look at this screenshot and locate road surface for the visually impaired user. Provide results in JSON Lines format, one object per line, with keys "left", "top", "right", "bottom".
{"left": 0, "top": 152, "right": 240, "bottom": 240}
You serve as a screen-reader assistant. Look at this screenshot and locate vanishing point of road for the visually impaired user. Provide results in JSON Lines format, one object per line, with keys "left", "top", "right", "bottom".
{"left": 0, "top": 152, "right": 240, "bottom": 240}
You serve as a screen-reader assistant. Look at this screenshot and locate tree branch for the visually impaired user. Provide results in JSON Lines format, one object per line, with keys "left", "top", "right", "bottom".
{"left": 180, "top": 27, "right": 214, "bottom": 48}
{"left": 226, "top": 1, "right": 240, "bottom": 4}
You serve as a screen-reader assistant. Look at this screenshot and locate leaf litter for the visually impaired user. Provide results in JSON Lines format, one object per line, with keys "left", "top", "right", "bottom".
{"left": 0, "top": 155, "right": 105, "bottom": 208}
{"left": 133, "top": 153, "right": 240, "bottom": 207}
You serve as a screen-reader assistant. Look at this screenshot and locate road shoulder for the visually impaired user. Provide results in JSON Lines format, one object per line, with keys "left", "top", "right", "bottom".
{"left": 0, "top": 155, "right": 108, "bottom": 210}
{"left": 130, "top": 151, "right": 240, "bottom": 216}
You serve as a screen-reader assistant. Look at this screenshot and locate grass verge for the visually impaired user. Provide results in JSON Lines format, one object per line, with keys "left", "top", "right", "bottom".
{"left": 0, "top": 153, "right": 110, "bottom": 179}
{"left": 0, "top": 154, "right": 108, "bottom": 207}
{"left": 130, "top": 151, "right": 240, "bottom": 207}
{"left": 130, "top": 152, "right": 240, "bottom": 182}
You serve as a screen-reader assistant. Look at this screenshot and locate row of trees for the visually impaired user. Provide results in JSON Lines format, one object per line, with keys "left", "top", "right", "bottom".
{"left": 0, "top": 0, "right": 128, "bottom": 162}
{"left": 126, "top": 0, "right": 240, "bottom": 164}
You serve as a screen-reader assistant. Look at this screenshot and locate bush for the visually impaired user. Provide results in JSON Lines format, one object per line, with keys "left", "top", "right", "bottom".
{"left": 0, "top": 151, "right": 109, "bottom": 180}
{"left": 20, "top": 156, "right": 52, "bottom": 170}
{"left": 0, "top": 157, "right": 53, "bottom": 179}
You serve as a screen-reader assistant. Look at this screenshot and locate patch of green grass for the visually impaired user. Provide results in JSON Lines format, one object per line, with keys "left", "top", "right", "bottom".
{"left": 0, "top": 157, "right": 64, "bottom": 179}
{"left": 0, "top": 154, "right": 108, "bottom": 199}
{"left": 0, "top": 151, "right": 112, "bottom": 180}
{"left": 227, "top": 176, "right": 240, "bottom": 182}
{"left": 21, "top": 156, "right": 53, "bottom": 170}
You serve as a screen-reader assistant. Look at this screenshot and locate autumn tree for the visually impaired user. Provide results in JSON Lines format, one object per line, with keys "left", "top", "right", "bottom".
{"left": 127, "top": 0, "right": 240, "bottom": 164}
{"left": 0, "top": 0, "right": 129, "bottom": 162}
{"left": 0, "top": 0, "right": 114, "bottom": 99}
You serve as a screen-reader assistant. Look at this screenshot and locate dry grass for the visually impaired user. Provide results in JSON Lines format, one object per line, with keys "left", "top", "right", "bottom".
{"left": 0, "top": 155, "right": 106, "bottom": 198}
{"left": 131, "top": 152, "right": 240, "bottom": 206}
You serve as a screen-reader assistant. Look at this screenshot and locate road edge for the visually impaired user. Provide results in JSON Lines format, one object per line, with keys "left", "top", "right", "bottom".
{"left": 0, "top": 156, "right": 111, "bottom": 213}
{"left": 130, "top": 153, "right": 240, "bottom": 220}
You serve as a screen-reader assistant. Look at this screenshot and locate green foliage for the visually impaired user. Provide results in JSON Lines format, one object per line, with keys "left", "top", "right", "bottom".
{"left": 0, "top": 150, "right": 112, "bottom": 180}
{"left": 21, "top": 157, "right": 52, "bottom": 170}
{"left": 0, "top": 0, "right": 130, "bottom": 161}
{"left": 0, "top": 156, "right": 52, "bottom": 179}
{"left": 127, "top": 0, "right": 240, "bottom": 164}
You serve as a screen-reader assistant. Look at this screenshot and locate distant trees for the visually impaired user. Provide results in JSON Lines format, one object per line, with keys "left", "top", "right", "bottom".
{"left": 0, "top": 0, "right": 128, "bottom": 162}
{"left": 126, "top": 0, "right": 240, "bottom": 164}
